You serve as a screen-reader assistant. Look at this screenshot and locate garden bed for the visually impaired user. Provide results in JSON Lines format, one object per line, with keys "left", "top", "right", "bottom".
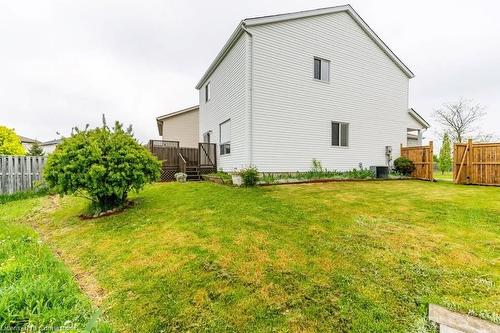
{"left": 203, "top": 168, "right": 412, "bottom": 186}
{"left": 202, "top": 173, "right": 233, "bottom": 185}
{"left": 258, "top": 175, "right": 412, "bottom": 186}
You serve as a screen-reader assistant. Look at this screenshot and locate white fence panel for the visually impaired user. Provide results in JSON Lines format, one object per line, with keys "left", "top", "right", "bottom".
{"left": 0, "top": 155, "right": 47, "bottom": 194}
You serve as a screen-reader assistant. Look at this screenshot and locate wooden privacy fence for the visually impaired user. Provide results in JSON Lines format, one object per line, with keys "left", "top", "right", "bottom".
{"left": 400, "top": 141, "right": 433, "bottom": 180}
{"left": 0, "top": 156, "right": 46, "bottom": 194}
{"left": 454, "top": 139, "right": 500, "bottom": 186}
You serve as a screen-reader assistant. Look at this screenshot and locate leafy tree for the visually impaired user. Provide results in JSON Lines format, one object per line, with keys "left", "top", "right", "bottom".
{"left": 27, "top": 141, "right": 45, "bottom": 156}
{"left": 438, "top": 133, "right": 452, "bottom": 174}
{"left": 0, "top": 126, "right": 25, "bottom": 155}
{"left": 44, "top": 119, "right": 161, "bottom": 214}
{"left": 433, "top": 98, "right": 486, "bottom": 143}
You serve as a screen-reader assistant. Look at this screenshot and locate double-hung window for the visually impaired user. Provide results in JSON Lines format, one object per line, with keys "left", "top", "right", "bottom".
{"left": 314, "top": 57, "right": 330, "bottom": 82}
{"left": 219, "top": 119, "right": 231, "bottom": 155}
{"left": 332, "top": 122, "right": 349, "bottom": 147}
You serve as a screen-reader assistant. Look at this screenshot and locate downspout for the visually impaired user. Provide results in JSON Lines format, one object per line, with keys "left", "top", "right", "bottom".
{"left": 242, "top": 24, "right": 253, "bottom": 166}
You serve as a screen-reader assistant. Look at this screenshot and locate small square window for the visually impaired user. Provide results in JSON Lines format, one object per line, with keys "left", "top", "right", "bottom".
{"left": 314, "top": 57, "right": 330, "bottom": 82}
{"left": 332, "top": 121, "right": 349, "bottom": 147}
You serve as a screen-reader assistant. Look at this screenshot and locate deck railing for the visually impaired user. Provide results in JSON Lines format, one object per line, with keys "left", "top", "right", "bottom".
{"left": 199, "top": 143, "right": 216, "bottom": 169}
{"left": 178, "top": 153, "right": 187, "bottom": 174}
{"left": 148, "top": 140, "right": 217, "bottom": 181}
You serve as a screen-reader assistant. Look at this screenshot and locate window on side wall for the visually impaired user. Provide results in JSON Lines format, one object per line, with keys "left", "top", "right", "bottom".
{"left": 332, "top": 122, "right": 349, "bottom": 147}
{"left": 205, "top": 82, "right": 211, "bottom": 102}
{"left": 219, "top": 119, "right": 231, "bottom": 155}
{"left": 314, "top": 57, "right": 330, "bottom": 82}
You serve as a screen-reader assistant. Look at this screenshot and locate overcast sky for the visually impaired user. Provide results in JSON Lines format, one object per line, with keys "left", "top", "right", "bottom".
{"left": 1, "top": 0, "right": 498, "bottom": 144}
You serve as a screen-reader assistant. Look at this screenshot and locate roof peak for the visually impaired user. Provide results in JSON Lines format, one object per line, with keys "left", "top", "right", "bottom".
{"left": 156, "top": 105, "right": 199, "bottom": 121}
{"left": 243, "top": 4, "right": 352, "bottom": 26}
{"left": 196, "top": 5, "right": 414, "bottom": 89}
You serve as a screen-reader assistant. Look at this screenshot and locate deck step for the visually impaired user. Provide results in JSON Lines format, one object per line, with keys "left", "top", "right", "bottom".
{"left": 185, "top": 166, "right": 201, "bottom": 181}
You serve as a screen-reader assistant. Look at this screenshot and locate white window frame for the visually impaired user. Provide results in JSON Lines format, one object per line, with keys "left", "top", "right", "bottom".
{"left": 331, "top": 121, "right": 349, "bottom": 147}
{"left": 219, "top": 119, "right": 231, "bottom": 156}
{"left": 313, "top": 57, "right": 330, "bottom": 82}
{"left": 205, "top": 82, "right": 211, "bottom": 102}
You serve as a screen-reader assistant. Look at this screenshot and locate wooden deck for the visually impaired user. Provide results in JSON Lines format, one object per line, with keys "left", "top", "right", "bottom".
{"left": 148, "top": 140, "right": 217, "bottom": 181}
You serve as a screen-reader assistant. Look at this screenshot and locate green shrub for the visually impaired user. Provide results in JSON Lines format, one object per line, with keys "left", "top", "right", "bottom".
{"left": 393, "top": 157, "right": 416, "bottom": 176}
{"left": 238, "top": 166, "right": 259, "bottom": 187}
{"left": 44, "top": 120, "right": 161, "bottom": 214}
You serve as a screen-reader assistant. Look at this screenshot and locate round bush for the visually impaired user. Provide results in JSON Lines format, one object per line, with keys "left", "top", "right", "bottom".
{"left": 44, "top": 121, "right": 161, "bottom": 213}
{"left": 393, "top": 157, "right": 416, "bottom": 176}
{"left": 238, "top": 166, "right": 259, "bottom": 187}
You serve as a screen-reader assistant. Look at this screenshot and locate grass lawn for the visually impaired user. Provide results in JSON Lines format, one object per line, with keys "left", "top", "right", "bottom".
{"left": 0, "top": 198, "right": 110, "bottom": 332}
{"left": 2, "top": 180, "right": 499, "bottom": 332}
{"left": 434, "top": 171, "right": 453, "bottom": 181}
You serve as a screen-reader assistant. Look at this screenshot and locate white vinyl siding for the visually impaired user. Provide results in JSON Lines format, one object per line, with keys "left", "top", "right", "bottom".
{"left": 248, "top": 11, "right": 409, "bottom": 171}
{"left": 198, "top": 33, "right": 249, "bottom": 170}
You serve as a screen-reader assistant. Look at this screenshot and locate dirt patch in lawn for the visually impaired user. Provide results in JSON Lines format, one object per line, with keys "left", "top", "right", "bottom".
{"left": 27, "top": 196, "right": 107, "bottom": 307}
{"left": 56, "top": 250, "right": 106, "bottom": 307}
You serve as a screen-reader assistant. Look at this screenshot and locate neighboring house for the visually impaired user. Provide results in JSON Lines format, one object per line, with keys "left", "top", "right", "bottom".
{"left": 406, "top": 108, "right": 429, "bottom": 146}
{"left": 19, "top": 136, "right": 62, "bottom": 155}
{"left": 195, "top": 5, "right": 429, "bottom": 172}
{"left": 39, "top": 139, "right": 62, "bottom": 154}
{"left": 19, "top": 136, "right": 38, "bottom": 151}
{"left": 156, "top": 106, "right": 199, "bottom": 148}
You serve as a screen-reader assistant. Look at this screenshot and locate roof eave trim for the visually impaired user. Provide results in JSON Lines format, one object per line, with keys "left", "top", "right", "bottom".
{"left": 156, "top": 105, "right": 199, "bottom": 121}
{"left": 244, "top": 5, "right": 414, "bottom": 78}
{"left": 409, "top": 109, "right": 430, "bottom": 129}
{"left": 195, "top": 22, "right": 245, "bottom": 89}
{"left": 195, "top": 5, "right": 415, "bottom": 89}
{"left": 243, "top": 4, "right": 351, "bottom": 26}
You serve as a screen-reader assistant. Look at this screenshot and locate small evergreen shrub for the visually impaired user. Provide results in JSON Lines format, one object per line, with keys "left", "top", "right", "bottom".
{"left": 44, "top": 119, "right": 161, "bottom": 214}
{"left": 393, "top": 157, "right": 416, "bottom": 176}
{"left": 238, "top": 166, "right": 259, "bottom": 187}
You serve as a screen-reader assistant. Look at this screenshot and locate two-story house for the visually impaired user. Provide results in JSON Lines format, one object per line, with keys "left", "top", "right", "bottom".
{"left": 194, "top": 5, "right": 429, "bottom": 172}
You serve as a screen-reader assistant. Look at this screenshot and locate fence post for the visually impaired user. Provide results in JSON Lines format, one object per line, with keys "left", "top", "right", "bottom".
{"left": 429, "top": 141, "right": 433, "bottom": 180}
{"left": 466, "top": 139, "right": 473, "bottom": 184}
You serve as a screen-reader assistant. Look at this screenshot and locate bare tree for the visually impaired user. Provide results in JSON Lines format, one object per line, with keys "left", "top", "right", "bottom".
{"left": 433, "top": 98, "right": 486, "bottom": 143}
{"left": 474, "top": 132, "right": 498, "bottom": 143}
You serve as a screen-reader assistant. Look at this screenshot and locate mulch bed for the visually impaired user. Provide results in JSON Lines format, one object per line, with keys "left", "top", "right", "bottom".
{"left": 79, "top": 200, "right": 134, "bottom": 220}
